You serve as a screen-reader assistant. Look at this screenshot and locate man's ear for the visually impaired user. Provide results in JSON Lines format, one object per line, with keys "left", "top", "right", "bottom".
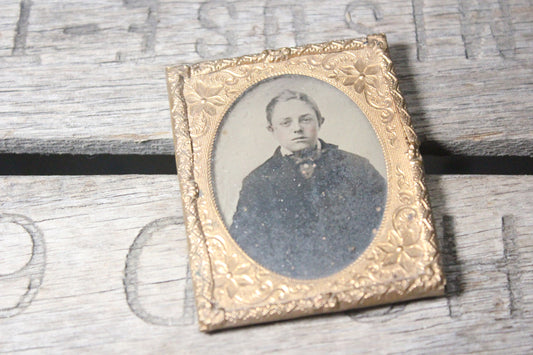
{"left": 267, "top": 125, "right": 273, "bottom": 132}
{"left": 318, "top": 116, "right": 325, "bottom": 127}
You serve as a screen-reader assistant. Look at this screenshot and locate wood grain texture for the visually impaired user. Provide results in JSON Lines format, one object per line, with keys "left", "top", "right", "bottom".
{"left": 0, "top": 175, "right": 531, "bottom": 353}
{"left": 0, "top": 0, "right": 531, "bottom": 155}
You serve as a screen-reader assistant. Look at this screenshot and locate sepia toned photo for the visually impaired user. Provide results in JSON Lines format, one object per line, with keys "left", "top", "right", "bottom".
{"left": 167, "top": 35, "right": 445, "bottom": 331}
{"left": 213, "top": 75, "right": 387, "bottom": 279}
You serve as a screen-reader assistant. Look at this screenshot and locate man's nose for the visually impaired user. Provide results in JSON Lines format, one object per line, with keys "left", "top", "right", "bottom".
{"left": 291, "top": 121, "right": 303, "bottom": 132}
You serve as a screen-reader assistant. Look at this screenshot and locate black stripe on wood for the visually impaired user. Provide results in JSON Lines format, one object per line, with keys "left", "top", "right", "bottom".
{"left": 1, "top": 154, "right": 533, "bottom": 175}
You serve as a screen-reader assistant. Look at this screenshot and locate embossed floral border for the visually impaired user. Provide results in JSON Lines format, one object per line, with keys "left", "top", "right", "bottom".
{"left": 166, "top": 34, "right": 445, "bottom": 331}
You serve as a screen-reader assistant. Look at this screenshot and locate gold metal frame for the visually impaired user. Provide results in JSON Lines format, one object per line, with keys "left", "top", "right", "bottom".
{"left": 166, "top": 34, "right": 445, "bottom": 331}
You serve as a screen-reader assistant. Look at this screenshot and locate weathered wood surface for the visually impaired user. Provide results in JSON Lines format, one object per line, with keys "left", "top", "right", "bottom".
{"left": 0, "top": 175, "right": 531, "bottom": 353}
{"left": 0, "top": 0, "right": 531, "bottom": 156}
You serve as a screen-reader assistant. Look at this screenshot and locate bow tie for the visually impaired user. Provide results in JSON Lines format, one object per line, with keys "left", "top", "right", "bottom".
{"left": 287, "top": 149, "right": 321, "bottom": 179}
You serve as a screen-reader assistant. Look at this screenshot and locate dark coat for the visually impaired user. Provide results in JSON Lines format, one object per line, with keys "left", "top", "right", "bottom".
{"left": 229, "top": 141, "right": 386, "bottom": 279}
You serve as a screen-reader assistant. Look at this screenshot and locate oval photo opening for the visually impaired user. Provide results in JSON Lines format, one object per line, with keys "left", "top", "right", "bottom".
{"left": 212, "top": 75, "right": 387, "bottom": 279}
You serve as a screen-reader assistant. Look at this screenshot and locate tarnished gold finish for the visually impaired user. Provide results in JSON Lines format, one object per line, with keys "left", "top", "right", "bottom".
{"left": 166, "top": 34, "right": 445, "bottom": 331}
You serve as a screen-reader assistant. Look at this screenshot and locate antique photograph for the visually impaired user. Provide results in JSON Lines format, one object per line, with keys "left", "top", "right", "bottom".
{"left": 168, "top": 35, "right": 445, "bottom": 331}
{"left": 213, "top": 75, "right": 387, "bottom": 279}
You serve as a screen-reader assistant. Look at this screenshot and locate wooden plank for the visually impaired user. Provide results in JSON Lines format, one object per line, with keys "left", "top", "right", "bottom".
{"left": 0, "top": 0, "right": 531, "bottom": 155}
{"left": 0, "top": 175, "right": 531, "bottom": 353}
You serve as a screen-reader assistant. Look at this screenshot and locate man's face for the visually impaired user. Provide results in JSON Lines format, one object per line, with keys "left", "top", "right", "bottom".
{"left": 269, "top": 99, "right": 321, "bottom": 153}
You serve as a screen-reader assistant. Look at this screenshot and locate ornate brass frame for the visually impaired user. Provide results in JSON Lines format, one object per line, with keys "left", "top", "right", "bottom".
{"left": 166, "top": 34, "right": 445, "bottom": 331}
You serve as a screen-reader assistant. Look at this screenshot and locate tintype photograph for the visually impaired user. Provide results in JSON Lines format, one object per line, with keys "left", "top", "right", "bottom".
{"left": 213, "top": 75, "right": 387, "bottom": 279}
{"left": 167, "top": 35, "right": 445, "bottom": 331}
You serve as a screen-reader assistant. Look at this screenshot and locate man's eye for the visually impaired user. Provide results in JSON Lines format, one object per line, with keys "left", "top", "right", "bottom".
{"left": 280, "top": 120, "right": 291, "bottom": 127}
{"left": 300, "top": 116, "right": 312, "bottom": 123}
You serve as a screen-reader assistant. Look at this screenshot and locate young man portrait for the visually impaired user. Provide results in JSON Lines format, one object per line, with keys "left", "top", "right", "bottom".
{"left": 229, "top": 89, "right": 386, "bottom": 279}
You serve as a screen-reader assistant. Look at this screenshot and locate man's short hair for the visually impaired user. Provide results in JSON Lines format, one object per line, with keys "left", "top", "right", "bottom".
{"left": 266, "top": 90, "right": 325, "bottom": 126}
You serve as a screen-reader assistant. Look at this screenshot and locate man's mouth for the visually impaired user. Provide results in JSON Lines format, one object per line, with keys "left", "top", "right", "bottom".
{"left": 292, "top": 137, "right": 307, "bottom": 141}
